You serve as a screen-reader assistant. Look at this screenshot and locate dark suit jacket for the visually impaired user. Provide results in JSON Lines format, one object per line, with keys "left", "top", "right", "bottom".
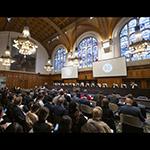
{"left": 33, "top": 121, "right": 51, "bottom": 132}
{"left": 13, "top": 105, "right": 25, "bottom": 121}
{"left": 102, "top": 106, "right": 116, "bottom": 132}
{"left": 108, "top": 95, "right": 119, "bottom": 104}
{"left": 118, "top": 105, "right": 145, "bottom": 122}
{"left": 44, "top": 102, "right": 55, "bottom": 113}
{"left": 53, "top": 105, "right": 67, "bottom": 117}
{"left": 12, "top": 105, "right": 30, "bottom": 132}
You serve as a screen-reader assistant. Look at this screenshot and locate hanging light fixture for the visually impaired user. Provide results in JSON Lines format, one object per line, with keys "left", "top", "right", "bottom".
{"left": 13, "top": 20, "right": 38, "bottom": 57}
{"left": 129, "top": 17, "right": 150, "bottom": 59}
{"left": 66, "top": 51, "right": 74, "bottom": 66}
{"left": 66, "top": 48, "right": 81, "bottom": 67}
{"left": 72, "top": 47, "right": 81, "bottom": 66}
{"left": 44, "top": 58, "right": 53, "bottom": 72}
{"left": 0, "top": 32, "right": 15, "bottom": 66}
{"left": 66, "top": 22, "right": 81, "bottom": 67}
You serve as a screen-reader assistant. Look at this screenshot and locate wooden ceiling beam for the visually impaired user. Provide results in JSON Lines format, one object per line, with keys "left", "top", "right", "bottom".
{"left": 95, "top": 17, "right": 105, "bottom": 40}
{"left": 40, "top": 17, "right": 70, "bottom": 48}
{"left": 101, "top": 17, "right": 108, "bottom": 40}
{"left": 42, "top": 17, "right": 86, "bottom": 43}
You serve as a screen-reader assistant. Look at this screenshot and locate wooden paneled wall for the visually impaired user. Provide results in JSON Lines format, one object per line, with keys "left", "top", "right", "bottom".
{"left": 63, "top": 79, "right": 76, "bottom": 83}
{"left": 78, "top": 71, "right": 93, "bottom": 80}
{"left": 50, "top": 65, "right": 150, "bottom": 89}
{"left": 127, "top": 68, "right": 150, "bottom": 78}
{"left": 0, "top": 64, "right": 150, "bottom": 89}
{"left": 0, "top": 71, "right": 51, "bottom": 89}
{"left": 97, "top": 78, "right": 123, "bottom": 87}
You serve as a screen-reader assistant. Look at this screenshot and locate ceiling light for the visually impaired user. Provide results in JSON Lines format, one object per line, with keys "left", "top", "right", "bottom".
{"left": 129, "top": 17, "right": 150, "bottom": 60}
{"left": 90, "top": 17, "right": 94, "bottom": 20}
{"left": 0, "top": 32, "right": 15, "bottom": 66}
{"left": 13, "top": 26, "right": 38, "bottom": 57}
{"left": 44, "top": 58, "right": 53, "bottom": 72}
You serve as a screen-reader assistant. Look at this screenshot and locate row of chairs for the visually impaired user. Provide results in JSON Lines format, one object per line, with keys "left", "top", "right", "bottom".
{"left": 79, "top": 102, "right": 119, "bottom": 116}
{"left": 79, "top": 102, "right": 147, "bottom": 133}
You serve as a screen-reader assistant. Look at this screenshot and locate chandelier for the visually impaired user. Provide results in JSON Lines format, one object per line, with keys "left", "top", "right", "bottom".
{"left": 67, "top": 47, "right": 81, "bottom": 67}
{"left": 0, "top": 32, "right": 15, "bottom": 66}
{"left": 44, "top": 58, "right": 53, "bottom": 72}
{"left": 129, "top": 18, "right": 150, "bottom": 59}
{"left": 66, "top": 22, "right": 82, "bottom": 67}
{"left": 13, "top": 26, "right": 38, "bottom": 57}
{"left": 129, "top": 39, "right": 150, "bottom": 55}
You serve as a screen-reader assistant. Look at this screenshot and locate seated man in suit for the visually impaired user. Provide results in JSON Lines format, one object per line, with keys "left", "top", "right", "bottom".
{"left": 91, "top": 83, "right": 95, "bottom": 87}
{"left": 130, "top": 82, "right": 138, "bottom": 89}
{"left": 108, "top": 92, "right": 119, "bottom": 105}
{"left": 120, "top": 83, "right": 127, "bottom": 88}
{"left": 97, "top": 83, "right": 102, "bottom": 88}
{"left": 118, "top": 96, "right": 145, "bottom": 122}
{"left": 102, "top": 83, "right": 108, "bottom": 88}
{"left": 12, "top": 96, "right": 30, "bottom": 132}
{"left": 112, "top": 83, "right": 119, "bottom": 88}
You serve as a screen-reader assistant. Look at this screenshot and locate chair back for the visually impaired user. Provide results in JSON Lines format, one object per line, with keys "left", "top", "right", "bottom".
{"left": 137, "top": 96, "right": 148, "bottom": 100}
{"left": 90, "top": 100, "right": 97, "bottom": 107}
{"left": 120, "top": 113, "right": 143, "bottom": 128}
{"left": 80, "top": 104, "right": 93, "bottom": 115}
{"left": 109, "top": 103, "right": 118, "bottom": 113}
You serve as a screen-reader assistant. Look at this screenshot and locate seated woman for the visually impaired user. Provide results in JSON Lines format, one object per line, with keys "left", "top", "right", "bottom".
{"left": 55, "top": 115, "right": 72, "bottom": 134}
{"left": 101, "top": 98, "right": 116, "bottom": 133}
{"left": 32, "top": 107, "right": 53, "bottom": 133}
{"left": 87, "top": 106, "right": 113, "bottom": 133}
{"left": 26, "top": 103, "right": 40, "bottom": 129}
{"left": 81, "top": 121, "right": 103, "bottom": 133}
{"left": 68, "top": 102, "right": 87, "bottom": 133}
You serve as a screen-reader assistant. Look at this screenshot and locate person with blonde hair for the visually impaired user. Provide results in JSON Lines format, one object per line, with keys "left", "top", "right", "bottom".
{"left": 87, "top": 106, "right": 113, "bottom": 133}
{"left": 26, "top": 103, "right": 40, "bottom": 129}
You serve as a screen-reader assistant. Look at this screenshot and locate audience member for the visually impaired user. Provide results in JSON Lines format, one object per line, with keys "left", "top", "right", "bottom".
{"left": 101, "top": 98, "right": 116, "bottom": 133}
{"left": 56, "top": 115, "right": 72, "bottom": 133}
{"left": 118, "top": 96, "right": 145, "bottom": 122}
{"left": 87, "top": 106, "right": 113, "bottom": 133}
{"left": 33, "top": 107, "right": 52, "bottom": 133}
{"left": 69, "top": 102, "right": 87, "bottom": 133}
{"left": 0, "top": 84, "right": 149, "bottom": 133}
{"left": 5, "top": 122, "right": 23, "bottom": 133}
{"left": 108, "top": 92, "right": 119, "bottom": 104}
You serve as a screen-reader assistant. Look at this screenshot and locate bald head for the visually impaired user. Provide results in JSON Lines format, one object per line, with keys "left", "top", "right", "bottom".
{"left": 125, "top": 97, "right": 133, "bottom": 105}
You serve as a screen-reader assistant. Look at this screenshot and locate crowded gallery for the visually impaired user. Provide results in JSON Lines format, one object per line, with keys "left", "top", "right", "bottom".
{"left": 0, "top": 17, "right": 150, "bottom": 133}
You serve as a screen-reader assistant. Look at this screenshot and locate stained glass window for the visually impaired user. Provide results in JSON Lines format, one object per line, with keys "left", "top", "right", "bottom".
{"left": 54, "top": 47, "right": 67, "bottom": 72}
{"left": 120, "top": 17, "right": 150, "bottom": 61}
{"left": 77, "top": 36, "right": 99, "bottom": 69}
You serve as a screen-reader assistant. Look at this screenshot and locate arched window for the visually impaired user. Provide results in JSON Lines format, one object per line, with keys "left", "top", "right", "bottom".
{"left": 53, "top": 46, "right": 67, "bottom": 72}
{"left": 77, "top": 36, "right": 99, "bottom": 69}
{"left": 120, "top": 17, "right": 150, "bottom": 61}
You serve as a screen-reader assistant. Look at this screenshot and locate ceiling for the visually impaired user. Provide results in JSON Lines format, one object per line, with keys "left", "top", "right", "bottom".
{"left": 0, "top": 17, "right": 122, "bottom": 55}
